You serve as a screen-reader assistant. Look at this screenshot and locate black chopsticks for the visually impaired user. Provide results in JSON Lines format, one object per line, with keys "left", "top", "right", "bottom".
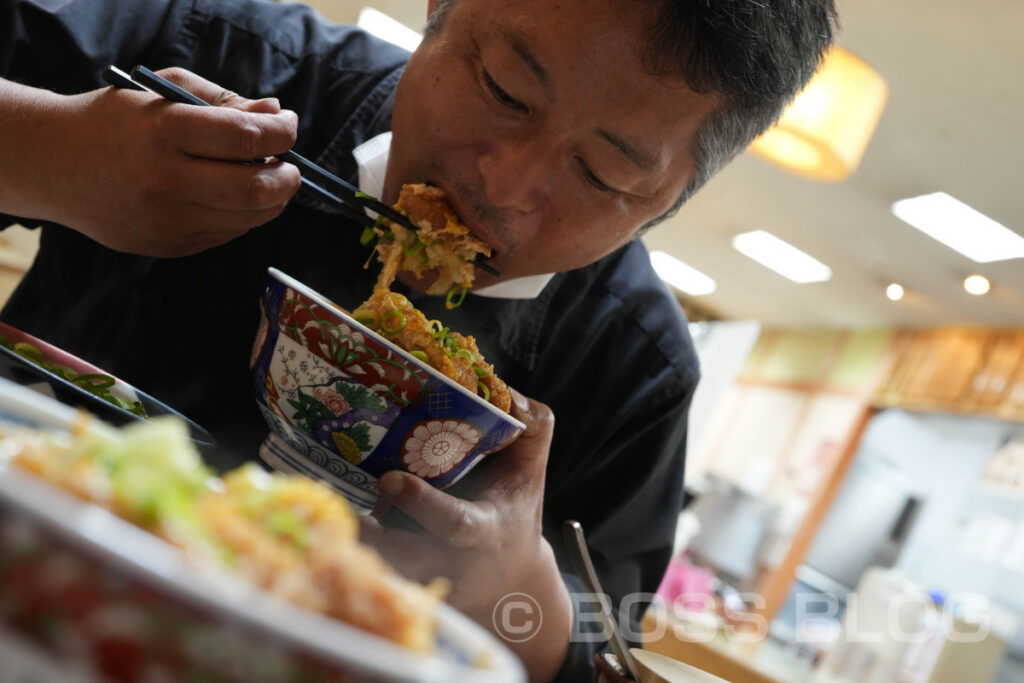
{"left": 103, "top": 65, "right": 499, "bottom": 277}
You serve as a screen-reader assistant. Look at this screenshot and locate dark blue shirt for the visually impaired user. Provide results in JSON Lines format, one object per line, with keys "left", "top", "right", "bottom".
{"left": 0, "top": 0, "right": 700, "bottom": 678}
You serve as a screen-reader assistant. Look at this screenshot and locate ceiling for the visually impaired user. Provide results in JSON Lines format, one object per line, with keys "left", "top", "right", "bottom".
{"left": 314, "top": 0, "right": 1024, "bottom": 330}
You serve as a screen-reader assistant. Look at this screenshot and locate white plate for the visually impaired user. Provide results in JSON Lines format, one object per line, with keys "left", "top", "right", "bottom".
{"left": 0, "top": 377, "right": 525, "bottom": 682}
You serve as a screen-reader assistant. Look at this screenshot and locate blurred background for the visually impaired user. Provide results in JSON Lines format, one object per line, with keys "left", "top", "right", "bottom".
{"left": 3, "top": 1, "right": 1019, "bottom": 681}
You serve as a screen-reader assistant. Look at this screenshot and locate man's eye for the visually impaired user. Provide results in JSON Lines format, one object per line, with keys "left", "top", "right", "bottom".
{"left": 577, "top": 158, "right": 618, "bottom": 195}
{"left": 483, "top": 70, "right": 526, "bottom": 112}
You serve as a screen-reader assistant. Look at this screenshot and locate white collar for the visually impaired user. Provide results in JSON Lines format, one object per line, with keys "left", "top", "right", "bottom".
{"left": 352, "top": 132, "right": 554, "bottom": 300}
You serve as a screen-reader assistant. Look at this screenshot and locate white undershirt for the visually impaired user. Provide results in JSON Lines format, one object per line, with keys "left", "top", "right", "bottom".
{"left": 352, "top": 131, "right": 555, "bottom": 299}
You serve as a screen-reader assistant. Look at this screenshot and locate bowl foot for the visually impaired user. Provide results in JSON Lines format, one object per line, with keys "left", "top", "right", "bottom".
{"left": 259, "top": 432, "right": 379, "bottom": 515}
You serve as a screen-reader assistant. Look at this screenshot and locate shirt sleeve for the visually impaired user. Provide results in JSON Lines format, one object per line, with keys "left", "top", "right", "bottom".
{"left": 551, "top": 572, "right": 611, "bottom": 682}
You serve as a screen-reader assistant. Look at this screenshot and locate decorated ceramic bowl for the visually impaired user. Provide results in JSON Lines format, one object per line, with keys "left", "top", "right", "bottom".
{"left": 250, "top": 268, "right": 525, "bottom": 512}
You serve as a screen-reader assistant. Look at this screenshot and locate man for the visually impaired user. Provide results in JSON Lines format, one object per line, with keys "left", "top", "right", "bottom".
{"left": 0, "top": 0, "right": 834, "bottom": 679}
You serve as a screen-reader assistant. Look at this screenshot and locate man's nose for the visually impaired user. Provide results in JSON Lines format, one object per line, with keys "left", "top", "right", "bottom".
{"left": 476, "top": 134, "right": 548, "bottom": 213}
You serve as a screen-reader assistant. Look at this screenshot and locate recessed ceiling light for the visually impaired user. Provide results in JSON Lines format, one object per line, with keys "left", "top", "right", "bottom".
{"left": 891, "top": 192, "right": 1024, "bottom": 263}
{"left": 357, "top": 8, "right": 423, "bottom": 52}
{"left": 964, "top": 274, "right": 991, "bottom": 296}
{"left": 649, "top": 251, "right": 717, "bottom": 296}
{"left": 886, "top": 283, "right": 904, "bottom": 301}
{"left": 731, "top": 230, "right": 832, "bottom": 283}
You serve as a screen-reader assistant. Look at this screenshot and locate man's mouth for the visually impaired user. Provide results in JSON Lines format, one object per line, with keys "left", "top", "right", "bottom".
{"left": 426, "top": 179, "right": 501, "bottom": 259}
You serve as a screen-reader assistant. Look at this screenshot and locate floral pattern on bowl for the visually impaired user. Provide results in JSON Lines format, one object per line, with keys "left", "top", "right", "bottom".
{"left": 251, "top": 268, "right": 525, "bottom": 511}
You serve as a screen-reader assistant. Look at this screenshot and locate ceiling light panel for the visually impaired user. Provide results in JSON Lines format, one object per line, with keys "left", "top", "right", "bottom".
{"left": 649, "top": 251, "right": 717, "bottom": 295}
{"left": 891, "top": 192, "right": 1024, "bottom": 263}
{"left": 731, "top": 230, "right": 833, "bottom": 284}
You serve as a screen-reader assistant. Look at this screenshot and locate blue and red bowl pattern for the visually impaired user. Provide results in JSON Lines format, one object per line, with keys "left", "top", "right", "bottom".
{"left": 251, "top": 270, "right": 523, "bottom": 502}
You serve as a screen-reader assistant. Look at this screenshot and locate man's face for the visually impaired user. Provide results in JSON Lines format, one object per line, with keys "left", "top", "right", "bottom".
{"left": 385, "top": 0, "right": 719, "bottom": 288}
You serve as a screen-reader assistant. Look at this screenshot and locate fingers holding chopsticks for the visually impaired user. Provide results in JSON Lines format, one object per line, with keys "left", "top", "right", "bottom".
{"left": 1, "top": 65, "right": 304, "bottom": 257}
{"left": 172, "top": 157, "right": 299, "bottom": 214}
{"left": 51, "top": 67, "right": 300, "bottom": 256}
{"left": 155, "top": 67, "right": 283, "bottom": 115}
{"left": 144, "top": 67, "right": 300, "bottom": 163}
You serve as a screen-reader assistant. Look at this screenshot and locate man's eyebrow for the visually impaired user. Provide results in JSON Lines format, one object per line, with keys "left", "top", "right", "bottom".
{"left": 503, "top": 29, "right": 551, "bottom": 93}
{"left": 596, "top": 129, "right": 660, "bottom": 174}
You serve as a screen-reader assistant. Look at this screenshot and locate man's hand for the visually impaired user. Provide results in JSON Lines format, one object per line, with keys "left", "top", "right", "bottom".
{"left": 361, "top": 389, "right": 571, "bottom": 682}
{"left": 0, "top": 68, "right": 301, "bottom": 256}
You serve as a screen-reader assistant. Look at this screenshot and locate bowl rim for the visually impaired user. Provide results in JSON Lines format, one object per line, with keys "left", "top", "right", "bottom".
{"left": 0, "top": 322, "right": 214, "bottom": 445}
{"left": 266, "top": 267, "right": 526, "bottom": 431}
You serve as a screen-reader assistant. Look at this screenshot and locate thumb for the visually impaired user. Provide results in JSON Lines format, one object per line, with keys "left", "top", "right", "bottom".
{"left": 495, "top": 388, "right": 555, "bottom": 484}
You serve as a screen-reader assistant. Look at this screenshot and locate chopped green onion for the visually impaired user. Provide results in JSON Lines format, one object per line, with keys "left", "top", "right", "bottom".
{"left": 440, "top": 334, "right": 460, "bottom": 356}
{"left": 477, "top": 381, "right": 490, "bottom": 402}
{"left": 473, "top": 366, "right": 488, "bottom": 379}
{"left": 403, "top": 239, "right": 426, "bottom": 256}
{"left": 445, "top": 284, "right": 468, "bottom": 309}
{"left": 74, "top": 374, "right": 116, "bottom": 390}
{"left": 43, "top": 361, "right": 78, "bottom": 381}
{"left": 359, "top": 227, "right": 377, "bottom": 245}
{"left": 456, "top": 348, "right": 476, "bottom": 363}
{"left": 12, "top": 342, "right": 43, "bottom": 363}
{"left": 380, "top": 309, "right": 406, "bottom": 336}
{"left": 411, "top": 350, "right": 429, "bottom": 363}
{"left": 2, "top": 338, "right": 147, "bottom": 417}
{"left": 429, "top": 321, "right": 446, "bottom": 336}
{"left": 355, "top": 191, "right": 373, "bottom": 200}
{"left": 351, "top": 309, "right": 377, "bottom": 328}
{"left": 266, "top": 510, "right": 309, "bottom": 548}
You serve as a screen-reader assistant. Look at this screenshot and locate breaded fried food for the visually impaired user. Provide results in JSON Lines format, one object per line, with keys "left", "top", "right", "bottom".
{"left": 370, "top": 183, "right": 491, "bottom": 296}
{"left": 352, "top": 289, "right": 512, "bottom": 413}
{"left": 4, "top": 417, "right": 444, "bottom": 653}
{"left": 203, "top": 464, "right": 443, "bottom": 652}
{"left": 357, "top": 183, "right": 512, "bottom": 413}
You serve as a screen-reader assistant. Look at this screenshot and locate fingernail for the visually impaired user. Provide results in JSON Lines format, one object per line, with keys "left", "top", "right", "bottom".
{"left": 379, "top": 471, "right": 403, "bottom": 498}
{"left": 511, "top": 387, "right": 530, "bottom": 414}
{"left": 250, "top": 97, "right": 281, "bottom": 114}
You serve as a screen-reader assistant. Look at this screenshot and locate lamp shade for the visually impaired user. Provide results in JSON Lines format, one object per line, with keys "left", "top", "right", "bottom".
{"left": 750, "top": 46, "right": 888, "bottom": 181}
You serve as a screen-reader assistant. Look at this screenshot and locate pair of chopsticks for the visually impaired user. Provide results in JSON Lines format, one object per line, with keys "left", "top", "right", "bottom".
{"left": 103, "top": 65, "right": 499, "bottom": 277}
